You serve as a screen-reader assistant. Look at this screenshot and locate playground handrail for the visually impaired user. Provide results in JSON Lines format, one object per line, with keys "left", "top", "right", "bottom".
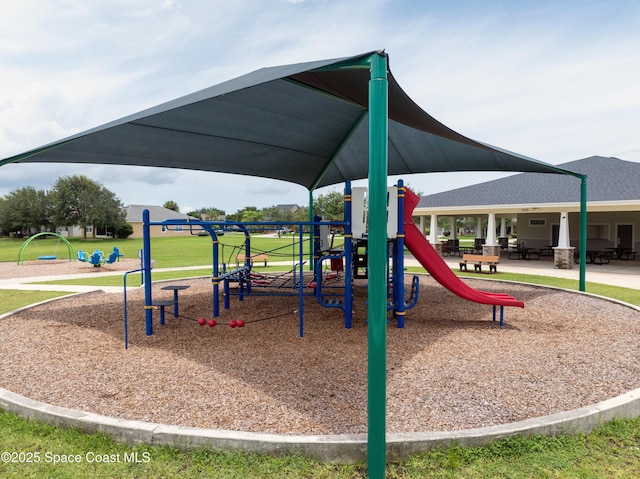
{"left": 123, "top": 268, "right": 143, "bottom": 349}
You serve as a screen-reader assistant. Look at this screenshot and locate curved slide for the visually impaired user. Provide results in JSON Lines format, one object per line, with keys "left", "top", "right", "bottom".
{"left": 403, "top": 188, "right": 524, "bottom": 309}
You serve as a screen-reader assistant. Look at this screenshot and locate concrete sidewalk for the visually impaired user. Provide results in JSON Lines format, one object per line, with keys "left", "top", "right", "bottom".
{"left": 0, "top": 265, "right": 211, "bottom": 294}
{"left": 1, "top": 255, "right": 638, "bottom": 293}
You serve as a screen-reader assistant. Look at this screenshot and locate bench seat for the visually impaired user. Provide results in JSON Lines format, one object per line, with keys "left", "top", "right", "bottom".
{"left": 459, "top": 254, "right": 499, "bottom": 273}
{"left": 236, "top": 253, "right": 269, "bottom": 267}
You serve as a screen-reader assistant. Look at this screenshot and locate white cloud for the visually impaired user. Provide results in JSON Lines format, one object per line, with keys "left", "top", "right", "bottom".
{"left": 1, "top": 0, "right": 639, "bottom": 208}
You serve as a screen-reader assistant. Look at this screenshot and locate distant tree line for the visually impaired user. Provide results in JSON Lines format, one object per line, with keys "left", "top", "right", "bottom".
{"left": 0, "top": 175, "right": 130, "bottom": 238}
{"left": 167, "top": 188, "right": 347, "bottom": 226}
{"left": 0, "top": 179, "right": 348, "bottom": 239}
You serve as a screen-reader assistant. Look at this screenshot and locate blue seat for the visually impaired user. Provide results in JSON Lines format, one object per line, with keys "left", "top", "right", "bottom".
{"left": 105, "top": 251, "right": 119, "bottom": 264}
{"left": 112, "top": 246, "right": 124, "bottom": 261}
{"left": 88, "top": 250, "right": 105, "bottom": 266}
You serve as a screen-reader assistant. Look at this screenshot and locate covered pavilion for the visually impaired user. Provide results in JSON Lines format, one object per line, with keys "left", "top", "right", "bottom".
{"left": 0, "top": 50, "right": 586, "bottom": 477}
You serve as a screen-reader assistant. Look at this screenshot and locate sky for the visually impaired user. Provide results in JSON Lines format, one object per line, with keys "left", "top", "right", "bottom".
{"left": 1, "top": 0, "right": 639, "bottom": 214}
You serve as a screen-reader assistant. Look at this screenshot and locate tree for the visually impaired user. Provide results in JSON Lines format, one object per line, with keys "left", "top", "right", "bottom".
{"left": 92, "top": 185, "right": 127, "bottom": 236}
{"left": 50, "top": 175, "right": 124, "bottom": 239}
{"left": 313, "top": 189, "right": 343, "bottom": 221}
{"left": 163, "top": 200, "right": 179, "bottom": 212}
{"left": 0, "top": 186, "right": 52, "bottom": 235}
{"left": 112, "top": 221, "right": 133, "bottom": 238}
{"left": 188, "top": 206, "right": 226, "bottom": 221}
{"left": 240, "top": 207, "right": 263, "bottom": 223}
{"left": 0, "top": 196, "right": 5, "bottom": 234}
{"left": 262, "top": 205, "right": 295, "bottom": 223}
{"left": 225, "top": 206, "right": 261, "bottom": 223}
{"left": 292, "top": 205, "right": 310, "bottom": 223}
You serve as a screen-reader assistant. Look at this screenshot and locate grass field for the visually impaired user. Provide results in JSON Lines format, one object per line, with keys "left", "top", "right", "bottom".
{"left": 0, "top": 402, "right": 638, "bottom": 478}
{"left": 1, "top": 234, "right": 639, "bottom": 477}
{"left": 1, "top": 233, "right": 323, "bottom": 267}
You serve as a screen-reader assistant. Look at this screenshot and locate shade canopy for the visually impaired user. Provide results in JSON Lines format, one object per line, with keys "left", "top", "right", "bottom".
{"left": 0, "top": 50, "right": 580, "bottom": 189}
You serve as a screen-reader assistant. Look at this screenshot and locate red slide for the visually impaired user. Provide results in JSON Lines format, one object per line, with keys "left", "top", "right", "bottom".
{"left": 403, "top": 188, "right": 524, "bottom": 309}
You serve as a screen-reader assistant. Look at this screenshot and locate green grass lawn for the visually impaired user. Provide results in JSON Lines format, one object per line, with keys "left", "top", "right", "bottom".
{"left": 1, "top": 233, "right": 322, "bottom": 267}
{"left": 1, "top": 235, "right": 640, "bottom": 477}
{"left": 0, "top": 409, "right": 638, "bottom": 478}
{"left": 0, "top": 290, "right": 73, "bottom": 314}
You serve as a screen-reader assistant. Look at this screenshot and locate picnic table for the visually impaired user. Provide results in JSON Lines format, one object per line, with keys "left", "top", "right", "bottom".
{"left": 575, "top": 250, "right": 612, "bottom": 265}
{"left": 440, "top": 240, "right": 480, "bottom": 258}
{"left": 508, "top": 246, "right": 540, "bottom": 261}
{"left": 606, "top": 247, "right": 636, "bottom": 260}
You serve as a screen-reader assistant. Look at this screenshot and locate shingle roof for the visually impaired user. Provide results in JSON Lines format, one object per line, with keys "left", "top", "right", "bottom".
{"left": 417, "top": 156, "right": 640, "bottom": 208}
{"left": 276, "top": 204, "right": 299, "bottom": 211}
{"left": 124, "top": 205, "right": 192, "bottom": 223}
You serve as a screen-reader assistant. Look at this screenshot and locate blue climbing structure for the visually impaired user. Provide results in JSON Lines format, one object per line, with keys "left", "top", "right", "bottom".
{"left": 138, "top": 180, "right": 420, "bottom": 337}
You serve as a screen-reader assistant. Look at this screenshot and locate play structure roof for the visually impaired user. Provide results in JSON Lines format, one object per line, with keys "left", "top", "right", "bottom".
{"left": 0, "top": 50, "right": 580, "bottom": 189}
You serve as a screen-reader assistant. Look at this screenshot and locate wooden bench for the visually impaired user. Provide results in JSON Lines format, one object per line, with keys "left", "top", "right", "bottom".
{"left": 459, "top": 254, "right": 499, "bottom": 273}
{"left": 236, "top": 253, "right": 269, "bottom": 267}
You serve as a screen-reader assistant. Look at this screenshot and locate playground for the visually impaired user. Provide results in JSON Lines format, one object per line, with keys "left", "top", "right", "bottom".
{"left": 2, "top": 182, "right": 640, "bottom": 442}
{"left": 1, "top": 260, "right": 640, "bottom": 436}
{"left": 0, "top": 52, "right": 637, "bottom": 469}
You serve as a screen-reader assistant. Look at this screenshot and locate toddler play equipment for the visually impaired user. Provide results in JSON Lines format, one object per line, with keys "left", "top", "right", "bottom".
{"left": 77, "top": 246, "right": 123, "bottom": 267}
{"left": 17, "top": 232, "right": 75, "bottom": 264}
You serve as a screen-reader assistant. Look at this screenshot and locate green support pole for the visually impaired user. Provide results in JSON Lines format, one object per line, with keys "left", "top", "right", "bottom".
{"left": 367, "top": 52, "right": 388, "bottom": 479}
{"left": 579, "top": 175, "right": 587, "bottom": 291}
{"left": 309, "top": 189, "right": 315, "bottom": 271}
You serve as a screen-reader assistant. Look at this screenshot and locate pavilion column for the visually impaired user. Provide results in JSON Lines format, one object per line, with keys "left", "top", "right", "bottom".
{"left": 429, "top": 214, "right": 440, "bottom": 252}
{"left": 554, "top": 211, "right": 574, "bottom": 269}
{"left": 476, "top": 217, "right": 483, "bottom": 239}
{"left": 483, "top": 212, "right": 500, "bottom": 256}
{"left": 447, "top": 216, "right": 457, "bottom": 253}
{"left": 498, "top": 217, "right": 508, "bottom": 252}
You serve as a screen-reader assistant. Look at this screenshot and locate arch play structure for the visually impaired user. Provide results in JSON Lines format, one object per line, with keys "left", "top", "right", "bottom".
{"left": 134, "top": 179, "right": 523, "bottom": 339}
{"left": 17, "top": 232, "right": 75, "bottom": 265}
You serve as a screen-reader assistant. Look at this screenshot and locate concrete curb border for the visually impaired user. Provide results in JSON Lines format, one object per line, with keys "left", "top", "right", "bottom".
{"left": 2, "top": 284, "right": 640, "bottom": 462}
{"left": 1, "top": 386, "right": 640, "bottom": 462}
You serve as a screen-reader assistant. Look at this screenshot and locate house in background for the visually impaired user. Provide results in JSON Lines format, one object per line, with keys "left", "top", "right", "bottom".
{"left": 124, "top": 205, "right": 197, "bottom": 238}
{"left": 276, "top": 204, "right": 300, "bottom": 214}
{"left": 414, "top": 156, "right": 640, "bottom": 267}
{"left": 56, "top": 225, "right": 103, "bottom": 238}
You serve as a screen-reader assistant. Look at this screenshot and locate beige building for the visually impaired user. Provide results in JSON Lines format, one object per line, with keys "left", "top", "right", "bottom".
{"left": 414, "top": 156, "right": 640, "bottom": 260}
{"left": 124, "top": 205, "right": 197, "bottom": 239}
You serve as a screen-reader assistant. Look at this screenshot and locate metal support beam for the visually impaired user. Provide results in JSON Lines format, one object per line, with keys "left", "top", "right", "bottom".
{"left": 367, "top": 51, "right": 388, "bottom": 479}
{"left": 308, "top": 190, "right": 314, "bottom": 271}
{"left": 579, "top": 175, "right": 587, "bottom": 291}
{"left": 143, "top": 209, "right": 153, "bottom": 335}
